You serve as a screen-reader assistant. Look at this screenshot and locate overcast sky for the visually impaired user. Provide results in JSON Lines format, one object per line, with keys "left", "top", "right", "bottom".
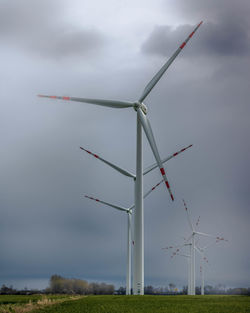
{"left": 1, "top": 0, "right": 250, "bottom": 290}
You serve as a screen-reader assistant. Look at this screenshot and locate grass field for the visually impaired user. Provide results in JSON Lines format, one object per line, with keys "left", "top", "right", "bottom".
{"left": 1, "top": 295, "right": 248, "bottom": 313}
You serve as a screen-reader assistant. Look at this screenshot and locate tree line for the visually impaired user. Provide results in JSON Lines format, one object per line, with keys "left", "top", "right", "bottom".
{"left": 0, "top": 275, "right": 114, "bottom": 295}
{"left": 1, "top": 277, "right": 250, "bottom": 295}
{"left": 47, "top": 275, "right": 114, "bottom": 295}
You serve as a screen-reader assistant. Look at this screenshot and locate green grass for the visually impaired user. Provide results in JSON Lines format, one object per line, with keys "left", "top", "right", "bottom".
{"left": 29, "top": 295, "right": 250, "bottom": 313}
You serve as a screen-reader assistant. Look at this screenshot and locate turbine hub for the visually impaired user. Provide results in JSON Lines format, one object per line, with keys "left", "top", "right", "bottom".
{"left": 133, "top": 102, "right": 148, "bottom": 115}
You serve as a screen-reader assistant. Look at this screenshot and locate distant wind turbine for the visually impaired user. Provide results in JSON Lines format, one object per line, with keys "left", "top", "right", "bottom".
{"left": 38, "top": 21, "right": 202, "bottom": 294}
{"left": 182, "top": 199, "right": 227, "bottom": 295}
{"left": 84, "top": 179, "right": 164, "bottom": 295}
{"left": 195, "top": 238, "right": 227, "bottom": 295}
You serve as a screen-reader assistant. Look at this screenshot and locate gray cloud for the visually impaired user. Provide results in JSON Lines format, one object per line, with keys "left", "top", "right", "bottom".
{"left": 0, "top": 0, "right": 106, "bottom": 59}
{"left": 1, "top": 0, "right": 250, "bottom": 291}
{"left": 141, "top": 20, "right": 250, "bottom": 58}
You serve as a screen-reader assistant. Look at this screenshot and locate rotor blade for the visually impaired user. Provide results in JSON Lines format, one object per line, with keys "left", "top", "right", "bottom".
{"left": 80, "top": 147, "right": 135, "bottom": 179}
{"left": 84, "top": 195, "right": 129, "bottom": 213}
{"left": 195, "top": 215, "right": 201, "bottom": 228}
{"left": 195, "top": 231, "right": 216, "bottom": 238}
{"left": 216, "top": 236, "right": 228, "bottom": 242}
{"left": 137, "top": 108, "right": 174, "bottom": 201}
{"left": 162, "top": 243, "right": 189, "bottom": 250}
{"left": 38, "top": 94, "right": 134, "bottom": 109}
{"left": 143, "top": 179, "right": 164, "bottom": 199}
{"left": 139, "top": 21, "right": 203, "bottom": 102}
{"left": 171, "top": 246, "right": 185, "bottom": 258}
{"left": 128, "top": 179, "right": 164, "bottom": 211}
{"left": 143, "top": 144, "right": 193, "bottom": 175}
{"left": 183, "top": 199, "right": 194, "bottom": 232}
{"left": 177, "top": 253, "right": 190, "bottom": 258}
{"left": 194, "top": 245, "right": 203, "bottom": 256}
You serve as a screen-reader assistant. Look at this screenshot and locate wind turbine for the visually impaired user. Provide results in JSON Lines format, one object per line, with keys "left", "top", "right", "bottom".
{"left": 182, "top": 199, "right": 227, "bottom": 295}
{"left": 196, "top": 237, "right": 227, "bottom": 295}
{"left": 84, "top": 179, "right": 164, "bottom": 295}
{"left": 38, "top": 21, "right": 203, "bottom": 294}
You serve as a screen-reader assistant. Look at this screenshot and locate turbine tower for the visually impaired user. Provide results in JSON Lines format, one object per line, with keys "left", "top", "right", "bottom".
{"left": 38, "top": 21, "right": 202, "bottom": 295}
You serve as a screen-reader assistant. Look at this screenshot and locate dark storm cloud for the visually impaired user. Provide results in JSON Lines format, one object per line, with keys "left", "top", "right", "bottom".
{"left": 141, "top": 20, "right": 250, "bottom": 58}
{"left": 171, "top": 0, "right": 250, "bottom": 25}
{"left": 143, "top": 0, "right": 250, "bottom": 58}
{"left": 0, "top": 0, "right": 106, "bottom": 58}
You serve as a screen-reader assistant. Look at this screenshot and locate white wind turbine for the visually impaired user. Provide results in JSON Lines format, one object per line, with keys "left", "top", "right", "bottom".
{"left": 80, "top": 144, "right": 192, "bottom": 295}
{"left": 38, "top": 21, "right": 202, "bottom": 294}
{"left": 84, "top": 179, "right": 164, "bottom": 295}
{"left": 196, "top": 237, "right": 227, "bottom": 295}
{"left": 182, "top": 199, "right": 227, "bottom": 295}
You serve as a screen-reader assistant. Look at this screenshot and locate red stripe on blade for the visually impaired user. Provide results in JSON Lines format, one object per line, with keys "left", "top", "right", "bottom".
{"left": 180, "top": 42, "right": 186, "bottom": 49}
{"left": 165, "top": 181, "right": 170, "bottom": 189}
{"left": 189, "top": 31, "right": 195, "bottom": 38}
{"left": 160, "top": 168, "right": 166, "bottom": 176}
{"left": 171, "top": 194, "right": 174, "bottom": 201}
{"left": 62, "top": 96, "right": 70, "bottom": 100}
{"left": 173, "top": 152, "right": 178, "bottom": 156}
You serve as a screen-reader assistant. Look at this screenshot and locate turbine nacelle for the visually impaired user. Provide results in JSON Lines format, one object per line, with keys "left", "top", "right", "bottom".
{"left": 134, "top": 102, "right": 148, "bottom": 115}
